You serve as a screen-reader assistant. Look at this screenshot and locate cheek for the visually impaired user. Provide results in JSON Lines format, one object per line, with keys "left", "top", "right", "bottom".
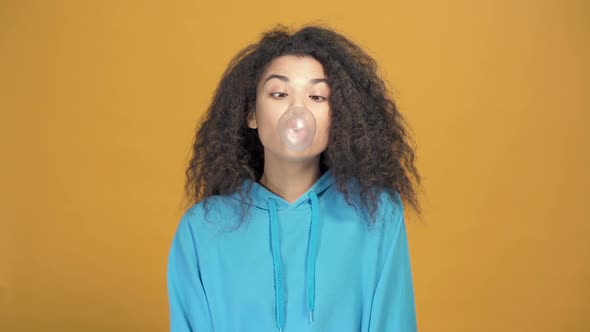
{"left": 315, "top": 112, "right": 331, "bottom": 150}
{"left": 315, "top": 110, "right": 331, "bottom": 142}
{"left": 254, "top": 108, "right": 280, "bottom": 142}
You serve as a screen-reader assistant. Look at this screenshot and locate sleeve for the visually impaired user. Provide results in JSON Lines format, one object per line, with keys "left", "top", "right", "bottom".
{"left": 167, "top": 213, "right": 214, "bottom": 332}
{"left": 369, "top": 198, "right": 418, "bottom": 332}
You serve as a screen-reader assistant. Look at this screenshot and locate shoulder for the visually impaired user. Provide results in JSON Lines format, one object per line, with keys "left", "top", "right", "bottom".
{"left": 178, "top": 195, "right": 245, "bottom": 233}
{"left": 342, "top": 176, "right": 404, "bottom": 219}
{"left": 377, "top": 189, "right": 405, "bottom": 222}
{"left": 366, "top": 189, "right": 405, "bottom": 237}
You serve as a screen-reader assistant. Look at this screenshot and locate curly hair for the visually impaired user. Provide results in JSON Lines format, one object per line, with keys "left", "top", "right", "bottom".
{"left": 184, "top": 23, "right": 422, "bottom": 225}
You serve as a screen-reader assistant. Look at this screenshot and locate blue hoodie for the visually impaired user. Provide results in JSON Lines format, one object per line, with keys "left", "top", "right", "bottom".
{"left": 167, "top": 170, "right": 417, "bottom": 331}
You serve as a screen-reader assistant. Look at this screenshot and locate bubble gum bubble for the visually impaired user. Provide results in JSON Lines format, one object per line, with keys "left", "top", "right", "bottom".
{"left": 277, "top": 106, "right": 316, "bottom": 151}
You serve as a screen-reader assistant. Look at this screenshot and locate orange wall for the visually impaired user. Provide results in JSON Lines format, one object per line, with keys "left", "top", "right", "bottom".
{"left": 1, "top": 1, "right": 588, "bottom": 331}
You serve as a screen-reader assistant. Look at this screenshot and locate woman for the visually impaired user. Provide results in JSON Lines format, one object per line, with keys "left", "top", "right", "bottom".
{"left": 167, "top": 24, "right": 422, "bottom": 332}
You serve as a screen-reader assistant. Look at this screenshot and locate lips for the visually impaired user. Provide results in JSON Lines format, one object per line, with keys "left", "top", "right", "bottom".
{"left": 286, "top": 127, "right": 310, "bottom": 142}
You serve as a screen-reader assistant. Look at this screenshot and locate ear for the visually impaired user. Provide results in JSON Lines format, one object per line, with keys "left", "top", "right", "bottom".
{"left": 247, "top": 110, "right": 257, "bottom": 129}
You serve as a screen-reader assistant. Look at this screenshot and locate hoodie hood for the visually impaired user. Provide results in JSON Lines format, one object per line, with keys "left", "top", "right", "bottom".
{"left": 240, "top": 169, "right": 336, "bottom": 211}
{"left": 235, "top": 169, "right": 336, "bottom": 331}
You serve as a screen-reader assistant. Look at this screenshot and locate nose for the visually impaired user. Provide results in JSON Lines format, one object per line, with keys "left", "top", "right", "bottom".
{"left": 289, "top": 90, "right": 310, "bottom": 109}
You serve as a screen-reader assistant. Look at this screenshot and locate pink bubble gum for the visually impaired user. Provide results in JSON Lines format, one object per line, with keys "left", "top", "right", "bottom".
{"left": 277, "top": 106, "right": 317, "bottom": 151}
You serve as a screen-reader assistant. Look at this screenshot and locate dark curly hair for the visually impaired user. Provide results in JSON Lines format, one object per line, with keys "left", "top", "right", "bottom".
{"left": 183, "top": 23, "right": 422, "bottom": 225}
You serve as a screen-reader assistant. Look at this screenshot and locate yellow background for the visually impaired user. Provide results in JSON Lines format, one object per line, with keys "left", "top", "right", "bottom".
{"left": 1, "top": 0, "right": 588, "bottom": 331}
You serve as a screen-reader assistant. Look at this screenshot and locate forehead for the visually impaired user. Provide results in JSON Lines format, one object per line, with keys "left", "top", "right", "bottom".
{"left": 260, "top": 55, "right": 327, "bottom": 82}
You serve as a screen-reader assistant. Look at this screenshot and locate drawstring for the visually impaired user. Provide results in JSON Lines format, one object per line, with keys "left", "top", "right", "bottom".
{"left": 268, "top": 199, "right": 285, "bottom": 332}
{"left": 267, "top": 191, "right": 321, "bottom": 331}
{"left": 307, "top": 191, "right": 320, "bottom": 323}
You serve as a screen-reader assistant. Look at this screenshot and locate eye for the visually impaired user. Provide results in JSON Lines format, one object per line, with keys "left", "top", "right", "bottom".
{"left": 310, "top": 95, "right": 327, "bottom": 102}
{"left": 270, "top": 92, "right": 288, "bottom": 99}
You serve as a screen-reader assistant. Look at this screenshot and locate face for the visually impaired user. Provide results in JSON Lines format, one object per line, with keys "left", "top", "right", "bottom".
{"left": 249, "top": 54, "right": 331, "bottom": 162}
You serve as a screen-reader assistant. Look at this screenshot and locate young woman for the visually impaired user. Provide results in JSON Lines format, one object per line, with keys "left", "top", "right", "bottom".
{"left": 167, "top": 24, "right": 422, "bottom": 332}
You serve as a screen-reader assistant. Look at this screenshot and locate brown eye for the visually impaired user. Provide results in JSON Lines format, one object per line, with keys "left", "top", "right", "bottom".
{"left": 310, "top": 95, "right": 327, "bottom": 102}
{"left": 270, "top": 92, "right": 288, "bottom": 98}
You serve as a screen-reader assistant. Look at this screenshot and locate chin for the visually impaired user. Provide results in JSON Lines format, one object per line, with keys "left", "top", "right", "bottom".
{"left": 264, "top": 144, "right": 327, "bottom": 163}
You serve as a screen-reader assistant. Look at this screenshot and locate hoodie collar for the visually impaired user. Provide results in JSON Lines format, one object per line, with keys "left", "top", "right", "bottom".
{"left": 240, "top": 169, "right": 335, "bottom": 211}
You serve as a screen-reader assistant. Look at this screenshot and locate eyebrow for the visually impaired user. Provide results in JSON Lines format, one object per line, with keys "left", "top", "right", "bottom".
{"left": 263, "top": 74, "right": 328, "bottom": 85}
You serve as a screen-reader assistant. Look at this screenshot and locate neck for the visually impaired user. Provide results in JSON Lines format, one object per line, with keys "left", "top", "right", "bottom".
{"left": 259, "top": 154, "right": 322, "bottom": 203}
